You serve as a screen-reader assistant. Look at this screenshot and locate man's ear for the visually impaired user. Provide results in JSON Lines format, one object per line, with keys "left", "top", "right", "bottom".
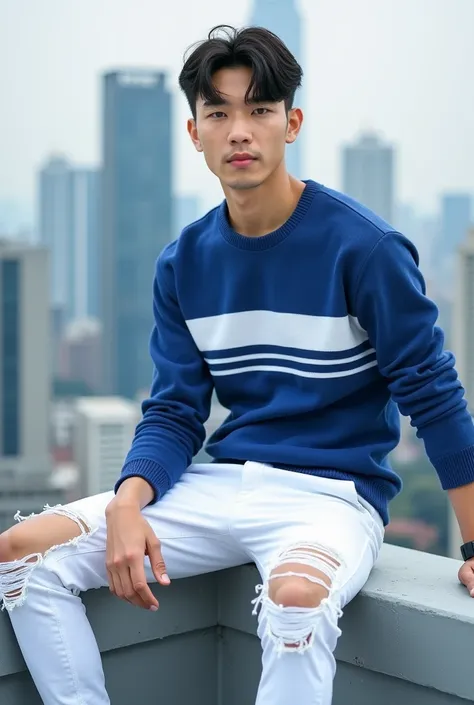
{"left": 187, "top": 118, "right": 203, "bottom": 152}
{"left": 286, "top": 107, "right": 303, "bottom": 145}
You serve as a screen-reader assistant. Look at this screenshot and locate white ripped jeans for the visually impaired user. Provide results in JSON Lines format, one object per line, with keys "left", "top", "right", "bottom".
{"left": 0, "top": 462, "right": 384, "bottom": 705}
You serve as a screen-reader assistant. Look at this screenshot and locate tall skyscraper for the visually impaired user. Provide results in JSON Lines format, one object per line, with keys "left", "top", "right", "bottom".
{"left": 452, "top": 228, "right": 474, "bottom": 409}
{"left": 38, "top": 157, "right": 100, "bottom": 323}
{"left": 70, "top": 169, "right": 101, "bottom": 321}
{"left": 0, "top": 240, "right": 50, "bottom": 477}
{"left": 342, "top": 132, "right": 395, "bottom": 223}
{"left": 448, "top": 228, "right": 474, "bottom": 557}
{"left": 38, "top": 156, "right": 71, "bottom": 316}
{"left": 249, "top": 0, "right": 304, "bottom": 178}
{"left": 102, "top": 70, "right": 173, "bottom": 399}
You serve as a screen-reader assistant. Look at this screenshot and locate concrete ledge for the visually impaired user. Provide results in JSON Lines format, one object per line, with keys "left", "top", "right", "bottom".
{"left": 218, "top": 544, "right": 473, "bottom": 702}
{"left": 0, "top": 544, "right": 472, "bottom": 704}
{"left": 337, "top": 544, "right": 473, "bottom": 701}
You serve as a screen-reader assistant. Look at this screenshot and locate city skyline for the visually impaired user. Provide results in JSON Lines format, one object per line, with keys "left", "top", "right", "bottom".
{"left": 1, "top": 0, "right": 473, "bottom": 229}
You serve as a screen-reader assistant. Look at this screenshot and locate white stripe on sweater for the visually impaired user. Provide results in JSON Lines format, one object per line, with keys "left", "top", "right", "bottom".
{"left": 186, "top": 310, "right": 368, "bottom": 354}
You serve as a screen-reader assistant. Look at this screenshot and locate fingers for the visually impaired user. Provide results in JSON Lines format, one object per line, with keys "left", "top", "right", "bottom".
{"left": 146, "top": 535, "right": 170, "bottom": 587}
{"left": 118, "top": 566, "right": 152, "bottom": 610}
{"left": 107, "top": 555, "right": 159, "bottom": 610}
{"left": 107, "top": 568, "right": 121, "bottom": 600}
{"left": 130, "top": 561, "right": 159, "bottom": 610}
{"left": 458, "top": 563, "right": 474, "bottom": 596}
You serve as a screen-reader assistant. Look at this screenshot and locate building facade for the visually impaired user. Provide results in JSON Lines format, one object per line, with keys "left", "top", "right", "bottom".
{"left": 101, "top": 70, "right": 173, "bottom": 398}
{"left": 74, "top": 397, "right": 140, "bottom": 497}
{"left": 342, "top": 132, "right": 395, "bottom": 223}
{"left": 38, "top": 156, "right": 100, "bottom": 324}
{"left": 70, "top": 169, "right": 101, "bottom": 321}
{"left": 0, "top": 241, "right": 50, "bottom": 477}
{"left": 448, "top": 228, "right": 474, "bottom": 556}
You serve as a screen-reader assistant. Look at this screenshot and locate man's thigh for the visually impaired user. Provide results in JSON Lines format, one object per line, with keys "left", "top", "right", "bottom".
{"left": 237, "top": 464, "right": 384, "bottom": 609}
{"left": 43, "top": 462, "right": 250, "bottom": 591}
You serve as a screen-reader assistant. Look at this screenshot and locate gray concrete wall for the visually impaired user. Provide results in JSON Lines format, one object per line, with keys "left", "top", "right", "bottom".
{"left": 0, "top": 572, "right": 218, "bottom": 705}
{"left": 0, "top": 544, "right": 472, "bottom": 704}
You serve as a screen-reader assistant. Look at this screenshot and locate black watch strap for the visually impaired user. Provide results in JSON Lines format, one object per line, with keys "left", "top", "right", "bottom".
{"left": 461, "top": 541, "right": 474, "bottom": 561}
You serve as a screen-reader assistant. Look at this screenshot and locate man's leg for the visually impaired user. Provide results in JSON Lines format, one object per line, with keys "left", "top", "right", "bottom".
{"left": 0, "top": 463, "right": 249, "bottom": 705}
{"left": 236, "top": 463, "right": 384, "bottom": 705}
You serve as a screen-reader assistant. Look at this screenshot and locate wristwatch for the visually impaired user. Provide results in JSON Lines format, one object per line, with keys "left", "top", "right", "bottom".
{"left": 460, "top": 541, "right": 474, "bottom": 561}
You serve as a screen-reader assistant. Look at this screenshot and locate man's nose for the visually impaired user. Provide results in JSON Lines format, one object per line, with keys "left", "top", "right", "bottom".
{"left": 227, "top": 116, "right": 253, "bottom": 145}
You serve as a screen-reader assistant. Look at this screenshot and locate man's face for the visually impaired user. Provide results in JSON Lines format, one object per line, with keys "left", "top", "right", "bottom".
{"left": 188, "top": 66, "right": 301, "bottom": 191}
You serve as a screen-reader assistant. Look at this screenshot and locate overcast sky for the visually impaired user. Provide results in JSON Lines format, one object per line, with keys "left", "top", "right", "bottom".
{"left": 0, "top": 0, "right": 473, "bottom": 224}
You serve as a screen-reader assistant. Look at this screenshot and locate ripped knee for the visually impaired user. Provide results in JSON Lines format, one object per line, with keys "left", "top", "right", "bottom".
{"left": 252, "top": 542, "right": 344, "bottom": 655}
{"left": 0, "top": 504, "right": 95, "bottom": 612}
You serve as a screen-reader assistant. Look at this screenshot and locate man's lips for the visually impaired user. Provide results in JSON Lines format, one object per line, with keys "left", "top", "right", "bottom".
{"left": 228, "top": 153, "right": 257, "bottom": 162}
{"left": 228, "top": 154, "right": 257, "bottom": 167}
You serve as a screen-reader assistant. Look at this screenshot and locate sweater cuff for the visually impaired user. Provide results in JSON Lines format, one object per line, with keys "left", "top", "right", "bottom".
{"left": 420, "top": 409, "right": 474, "bottom": 489}
{"left": 421, "top": 409, "right": 474, "bottom": 489}
{"left": 432, "top": 444, "right": 474, "bottom": 490}
{"left": 114, "top": 458, "right": 172, "bottom": 503}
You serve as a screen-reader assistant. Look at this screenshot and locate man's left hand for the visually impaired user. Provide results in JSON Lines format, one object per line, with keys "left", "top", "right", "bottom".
{"left": 458, "top": 558, "right": 474, "bottom": 596}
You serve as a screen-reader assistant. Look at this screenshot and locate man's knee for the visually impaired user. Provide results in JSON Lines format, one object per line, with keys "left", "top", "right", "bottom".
{"left": 252, "top": 542, "right": 344, "bottom": 654}
{"left": 267, "top": 543, "right": 340, "bottom": 607}
{"left": 269, "top": 575, "right": 329, "bottom": 609}
{"left": 0, "top": 505, "right": 95, "bottom": 611}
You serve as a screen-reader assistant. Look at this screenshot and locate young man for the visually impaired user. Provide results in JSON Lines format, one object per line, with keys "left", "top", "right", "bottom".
{"left": 1, "top": 24, "right": 474, "bottom": 705}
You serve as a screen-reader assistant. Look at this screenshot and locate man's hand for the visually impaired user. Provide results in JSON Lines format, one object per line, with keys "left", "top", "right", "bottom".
{"left": 458, "top": 558, "right": 474, "bottom": 597}
{"left": 105, "top": 494, "right": 170, "bottom": 610}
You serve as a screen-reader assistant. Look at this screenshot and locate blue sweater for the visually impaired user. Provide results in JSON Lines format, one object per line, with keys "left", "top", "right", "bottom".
{"left": 116, "top": 180, "right": 474, "bottom": 525}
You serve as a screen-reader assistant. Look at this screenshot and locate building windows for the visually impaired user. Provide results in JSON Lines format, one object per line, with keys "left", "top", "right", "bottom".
{"left": 1, "top": 259, "right": 20, "bottom": 456}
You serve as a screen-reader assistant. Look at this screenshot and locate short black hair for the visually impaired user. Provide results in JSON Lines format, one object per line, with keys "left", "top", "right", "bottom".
{"left": 178, "top": 25, "right": 303, "bottom": 119}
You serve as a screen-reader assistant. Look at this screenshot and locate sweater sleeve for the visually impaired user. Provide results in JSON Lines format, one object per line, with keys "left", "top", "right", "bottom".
{"left": 354, "top": 230, "right": 474, "bottom": 490}
{"left": 114, "top": 246, "right": 214, "bottom": 502}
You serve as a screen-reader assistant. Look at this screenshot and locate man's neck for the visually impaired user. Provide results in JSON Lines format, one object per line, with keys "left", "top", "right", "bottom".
{"left": 223, "top": 170, "right": 306, "bottom": 237}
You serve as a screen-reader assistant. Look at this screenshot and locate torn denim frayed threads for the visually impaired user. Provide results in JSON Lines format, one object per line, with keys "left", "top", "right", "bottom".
{"left": 0, "top": 504, "right": 96, "bottom": 612}
{"left": 252, "top": 542, "right": 344, "bottom": 655}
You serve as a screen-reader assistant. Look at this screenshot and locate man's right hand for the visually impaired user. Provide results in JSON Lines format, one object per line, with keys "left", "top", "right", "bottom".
{"left": 105, "top": 478, "right": 170, "bottom": 611}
